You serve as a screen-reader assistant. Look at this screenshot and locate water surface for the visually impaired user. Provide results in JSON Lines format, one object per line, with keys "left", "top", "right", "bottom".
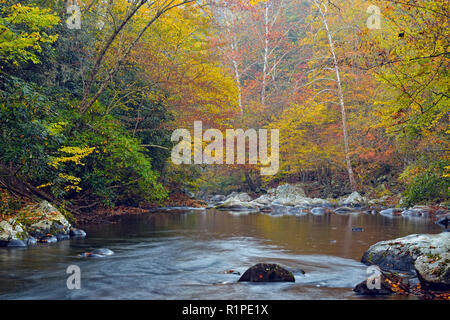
{"left": 0, "top": 209, "right": 442, "bottom": 299}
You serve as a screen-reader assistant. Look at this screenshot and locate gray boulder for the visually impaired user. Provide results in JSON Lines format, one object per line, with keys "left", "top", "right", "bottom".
{"left": 414, "top": 252, "right": 450, "bottom": 290}
{"left": 272, "top": 183, "right": 306, "bottom": 198}
{"left": 343, "top": 191, "right": 366, "bottom": 205}
{"left": 21, "top": 201, "right": 71, "bottom": 239}
{"left": 0, "top": 219, "right": 29, "bottom": 247}
{"left": 361, "top": 233, "right": 450, "bottom": 273}
{"left": 215, "top": 193, "right": 257, "bottom": 210}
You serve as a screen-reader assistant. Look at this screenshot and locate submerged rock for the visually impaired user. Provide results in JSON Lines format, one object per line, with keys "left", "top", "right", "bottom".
{"left": 91, "top": 248, "right": 114, "bottom": 256}
{"left": 26, "top": 237, "right": 37, "bottom": 245}
{"left": 334, "top": 206, "right": 357, "bottom": 214}
{"left": 402, "top": 206, "right": 432, "bottom": 218}
{"left": 38, "top": 235, "right": 58, "bottom": 243}
{"left": 311, "top": 207, "right": 327, "bottom": 215}
{"left": 6, "top": 239, "right": 27, "bottom": 247}
{"left": 287, "top": 206, "right": 308, "bottom": 215}
{"left": 259, "top": 206, "right": 273, "bottom": 213}
{"left": 379, "top": 208, "right": 403, "bottom": 217}
{"left": 69, "top": 228, "right": 87, "bottom": 238}
{"left": 220, "top": 269, "right": 241, "bottom": 275}
{"left": 79, "top": 248, "right": 114, "bottom": 258}
{"left": 238, "top": 263, "right": 295, "bottom": 282}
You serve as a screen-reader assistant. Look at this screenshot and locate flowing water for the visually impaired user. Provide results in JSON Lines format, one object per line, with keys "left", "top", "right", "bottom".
{"left": 0, "top": 208, "right": 442, "bottom": 300}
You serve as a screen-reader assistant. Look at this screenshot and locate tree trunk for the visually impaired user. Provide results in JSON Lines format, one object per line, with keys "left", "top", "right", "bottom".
{"left": 314, "top": 0, "right": 357, "bottom": 191}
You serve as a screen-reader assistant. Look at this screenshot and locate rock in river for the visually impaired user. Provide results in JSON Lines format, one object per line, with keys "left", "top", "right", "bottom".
{"left": 379, "top": 208, "right": 403, "bottom": 217}
{"left": 414, "top": 252, "right": 450, "bottom": 290}
{"left": 342, "top": 191, "right": 366, "bottom": 205}
{"left": 215, "top": 193, "right": 258, "bottom": 211}
{"left": 79, "top": 248, "right": 114, "bottom": 258}
{"left": 361, "top": 233, "right": 450, "bottom": 273}
{"left": 0, "top": 219, "right": 29, "bottom": 247}
{"left": 22, "top": 201, "right": 71, "bottom": 239}
{"left": 436, "top": 214, "right": 449, "bottom": 230}
{"left": 69, "top": 228, "right": 87, "bottom": 238}
{"left": 353, "top": 270, "right": 409, "bottom": 296}
{"left": 238, "top": 263, "right": 295, "bottom": 282}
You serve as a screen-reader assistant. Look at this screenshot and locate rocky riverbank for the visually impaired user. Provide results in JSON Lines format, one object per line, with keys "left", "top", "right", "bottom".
{"left": 0, "top": 201, "right": 86, "bottom": 248}
{"left": 205, "top": 183, "right": 448, "bottom": 222}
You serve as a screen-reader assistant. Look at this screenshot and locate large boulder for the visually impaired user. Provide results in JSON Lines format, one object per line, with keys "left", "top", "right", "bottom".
{"left": 361, "top": 233, "right": 450, "bottom": 273}
{"left": 252, "top": 184, "right": 331, "bottom": 209}
{"left": 238, "top": 263, "right": 295, "bottom": 282}
{"left": 414, "top": 252, "right": 450, "bottom": 290}
{"left": 20, "top": 201, "right": 71, "bottom": 239}
{"left": 342, "top": 192, "right": 366, "bottom": 205}
{"left": 272, "top": 183, "right": 306, "bottom": 198}
{"left": 215, "top": 193, "right": 257, "bottom": 210}
{"left": 0, "top": 219, "right": 29, "bottom": 247}
{"left": 270, "top": 184, "right": 311, "bottom": 206}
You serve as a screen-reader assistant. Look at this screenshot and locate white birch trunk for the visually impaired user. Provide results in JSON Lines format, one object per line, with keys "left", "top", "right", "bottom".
{"left": 313, "top": 0, "right": 357, "bottom": 191}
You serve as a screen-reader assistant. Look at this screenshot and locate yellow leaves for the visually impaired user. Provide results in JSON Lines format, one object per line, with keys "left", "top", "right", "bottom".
{"left": 46, "top": 121, "right": 68, "bottom": 136}
{"left": 49, "top": 146, "right": 96, "bottom": 169}
{"left": 36, "top": 182, "right": 53, "bottom": 189}
{"left": 58, "top": 174, "right": 82, "bottom": 192}
{"left": 443, "top": 166, "right": 450, "bottom": 178}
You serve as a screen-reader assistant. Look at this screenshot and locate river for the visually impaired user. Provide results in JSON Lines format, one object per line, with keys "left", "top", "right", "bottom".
{"left": 0, "top": 208, "right": 442, "bottom": 299}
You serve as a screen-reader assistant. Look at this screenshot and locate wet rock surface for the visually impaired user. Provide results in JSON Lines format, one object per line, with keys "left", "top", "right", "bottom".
{"left": 361, "top": 233, "right": 450, "bottom": 291}
{"left": 23, "top": 201, "right": 71, "bottom": 239}
{"left": 238, "top": 263, "right": 295, "bottom": 282}
{"left": 207, "top": 184, "right": 448, "bottom": 221}
{"left": 361, "top": 233, "right": 450, "bottom": 272}
{"left": 414, "top": 252, "right": 450, "bottom": 290}
{"left": 0, "top": 201, "right": 86, "bottom": 248}
{"left": 0, "top": 219, "right": 28, "bottom": 247}
{"left": 353, "top": 270, "right": 409, "bottom": 296}
{"left": 79, "top": 248, "right": 114, "bottom": 258}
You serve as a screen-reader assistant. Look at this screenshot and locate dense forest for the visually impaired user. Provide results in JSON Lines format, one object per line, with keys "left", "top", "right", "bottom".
{"left": 0, "top": 0, "right": 448, "bottom": 215}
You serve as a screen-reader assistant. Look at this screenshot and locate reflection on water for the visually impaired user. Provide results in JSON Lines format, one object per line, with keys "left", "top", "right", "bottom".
{"left": 0, "top": 209, "right": 442, "bottom": 299}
